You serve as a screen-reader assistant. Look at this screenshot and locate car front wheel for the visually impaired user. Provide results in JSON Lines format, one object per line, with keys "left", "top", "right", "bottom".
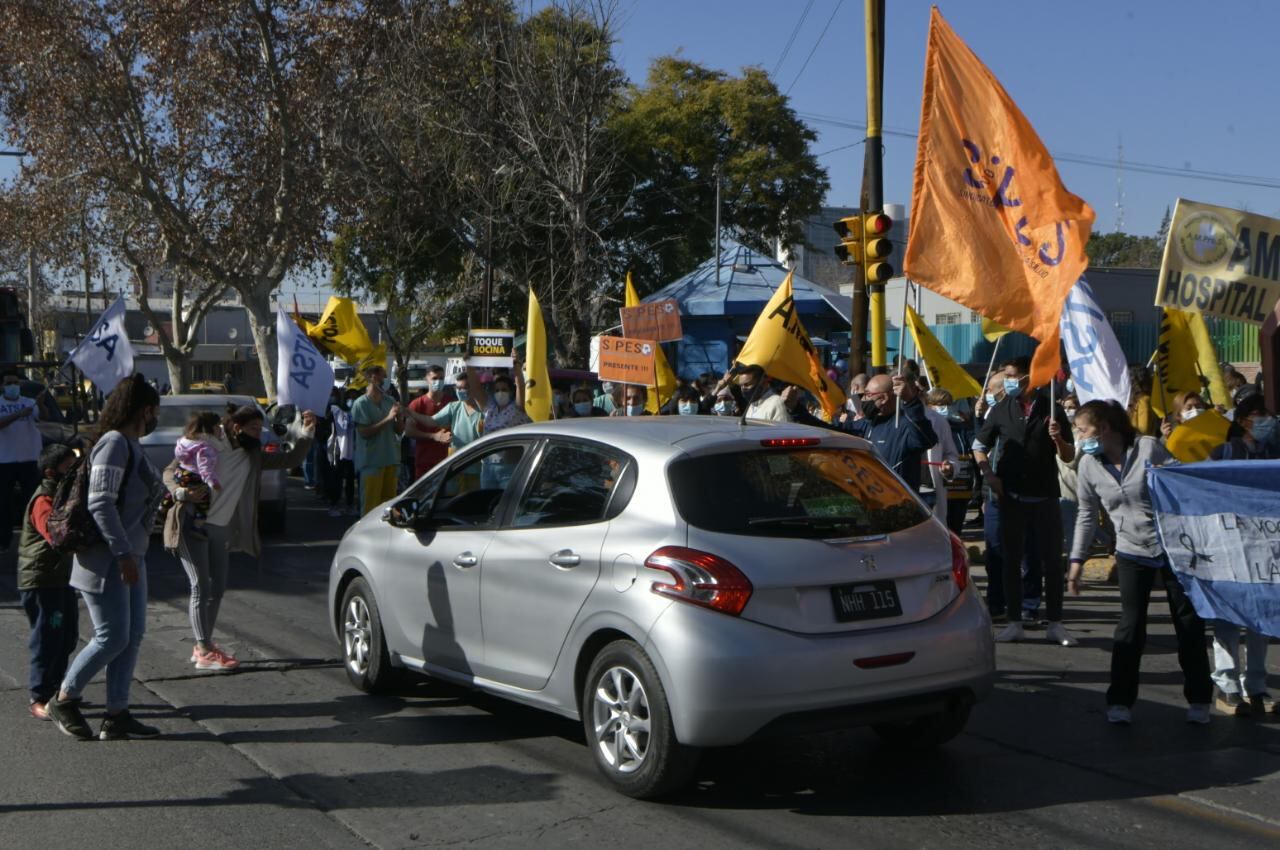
{"left": 582, "top": 640, "right": 699, "bottom": 799}
{"left": 340, "top": 577, "right": 392, "bottom": 693}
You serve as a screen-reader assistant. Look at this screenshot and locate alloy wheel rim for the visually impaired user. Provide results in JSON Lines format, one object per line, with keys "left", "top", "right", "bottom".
{"left": 591, "top": 665, "right": 651, "bottom": 774}
{"left": 344, "top": 596, "right": 372, "bottom": 676}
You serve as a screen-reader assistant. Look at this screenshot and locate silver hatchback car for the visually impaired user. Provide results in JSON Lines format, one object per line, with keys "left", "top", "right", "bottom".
{"left": 328, "top": 417, "right": 994, "bottom": 798}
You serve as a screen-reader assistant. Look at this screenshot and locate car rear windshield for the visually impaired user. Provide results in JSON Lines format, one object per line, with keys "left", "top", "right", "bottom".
{"left": 158, "top": 403, "right": 235, "bottom": 429}
{"left": 668, "top": 447, "right": 930, "bottom": 539}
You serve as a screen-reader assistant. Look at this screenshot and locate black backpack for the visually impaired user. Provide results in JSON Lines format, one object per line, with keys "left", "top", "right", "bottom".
{"left": 46, "top": 440, "right": 134, "bottom": 555}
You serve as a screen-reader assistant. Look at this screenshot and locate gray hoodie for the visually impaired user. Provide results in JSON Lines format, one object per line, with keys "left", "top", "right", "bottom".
{"left": 70, "top": 430, "right": 166, "bottom": 593}
{"left": 1071, "top": 436, "right": 1175, "bottom": 563}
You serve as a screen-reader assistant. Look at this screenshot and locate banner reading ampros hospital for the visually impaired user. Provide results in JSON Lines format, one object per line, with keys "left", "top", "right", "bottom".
{"left": 1154, "top": 199, "right": 1280, "bottom": 323}
{"left": 1149, "top": 461, "right": 1280, "bottom": 639}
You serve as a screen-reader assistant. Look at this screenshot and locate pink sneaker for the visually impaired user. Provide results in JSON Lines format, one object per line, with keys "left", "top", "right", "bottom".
{"left": 194, "top": 647, "right": 240, "bottom": 671}
{"left": 190, "top": 643, "right": 230, "bottom": 664}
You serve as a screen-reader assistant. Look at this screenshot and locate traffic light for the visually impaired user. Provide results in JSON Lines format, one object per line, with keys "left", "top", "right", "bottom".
{"left": 861, "top": 211, "right": 894, "bottom": 283}
{"left": 832, "top": 215, "right": 864, "bottom": 265}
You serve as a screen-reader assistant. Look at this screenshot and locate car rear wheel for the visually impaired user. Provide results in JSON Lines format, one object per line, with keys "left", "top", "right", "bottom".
{"left": 340, "top": 577, "right": 393, "bottom": 693}
{"left": 582, "top": 640, "right": 699, "bottom": 799}
{"left": 873, "top": 701, "right": 971, "bottom": 749}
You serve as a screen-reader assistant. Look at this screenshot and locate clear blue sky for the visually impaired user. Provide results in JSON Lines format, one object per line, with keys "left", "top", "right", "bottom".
{"left": 611, "top": 0, "right": 1280, "bottom": 235}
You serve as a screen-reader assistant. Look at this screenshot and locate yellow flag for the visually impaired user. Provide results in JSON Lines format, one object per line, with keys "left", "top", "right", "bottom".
{"left": 1186, "top": 312, "right": 1232, "bottom": 411}
{"left": 1166, "top": 408, "right": 1231, "bottom": 463}
{"left": 346, "top": 343, "right": 388, "bottom": 391}
{"left": 309, "top": 296, "right": 377, "bottom": 365}
{"left": 981, "top": 317, "right": 1013, "bottom": 342}
{"left": 906, "top": 306, "right": 983, "bottom": 400}
{"left": 524, "top": 288, "right": 552, "bottom": 422}
{"left": 1152, "top": 308, "right": 1203, "bottom": 418}
{"left": 736, "top": 272, "right": 847, "bottom": 419}
{"left": 624, "top": 272, "right": 677, "bottom": 412}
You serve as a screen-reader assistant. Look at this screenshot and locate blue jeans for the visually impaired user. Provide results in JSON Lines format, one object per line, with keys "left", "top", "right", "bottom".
{"left": 21, "top": 587, "right": 80, "bottom": 704}
{"left": 62, "top": 558, "right": 148, "bottom": 713}
{"left": 1212, "top": 621, "right": 1271, "bottom": 697}
{"left": 302, "top": 440, "right": 318, "bottom": 486}
{"left": 982, "top": 494, "right": 1043, "bottom": 616}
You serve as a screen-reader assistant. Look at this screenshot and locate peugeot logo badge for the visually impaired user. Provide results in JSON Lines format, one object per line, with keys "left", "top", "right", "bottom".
{"left": 860, "top": 555, "right": 877, "bottom": 572}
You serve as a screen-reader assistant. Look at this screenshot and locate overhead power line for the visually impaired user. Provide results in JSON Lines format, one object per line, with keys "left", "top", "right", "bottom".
{"left": 798, "top": 112, "right": 1280, "bottom": 189}
{"left": 786, "top": 0, "right": 843, "bottom": 96}
{"left": 772, "top": 0, "right": 815, "bottom": 78}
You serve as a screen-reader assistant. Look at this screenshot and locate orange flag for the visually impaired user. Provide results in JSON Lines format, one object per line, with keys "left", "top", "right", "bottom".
{"left": 903, "top": 8, "right": 1095, "bottom": 387}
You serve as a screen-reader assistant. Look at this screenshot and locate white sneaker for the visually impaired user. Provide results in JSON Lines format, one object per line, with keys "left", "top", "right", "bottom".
{"left": 1186, "top": 704, "right": 1211, "bottom": 725}
{"left": 995, "top": 622, "right": 1026, "bottom": 643}
{"left": 1106, "top": 705, "right": 1132, "bottom": 725}
{"left": 1046, "top": 622, "right": 1079, "bottom": 647}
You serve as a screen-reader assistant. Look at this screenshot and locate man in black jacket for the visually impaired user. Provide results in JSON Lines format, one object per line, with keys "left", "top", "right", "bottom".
{"left": 973, "top": 357, "right": 1077, "bottom": 646}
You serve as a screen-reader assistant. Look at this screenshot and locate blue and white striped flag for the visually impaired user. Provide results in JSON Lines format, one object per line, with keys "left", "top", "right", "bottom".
{"left": 1148, "top": 461, "right": 1280, "bottom": 638}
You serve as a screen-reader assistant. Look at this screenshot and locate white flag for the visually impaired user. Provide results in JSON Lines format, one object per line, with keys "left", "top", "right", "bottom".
{"left": 276, "top": 306, "right": 334, "bottom": 414}
{"left": 67, "top": 296, "right": 135, "bottom": 394}
{"left": 1060, "top": 278, "right": 1131, "bottom": 408}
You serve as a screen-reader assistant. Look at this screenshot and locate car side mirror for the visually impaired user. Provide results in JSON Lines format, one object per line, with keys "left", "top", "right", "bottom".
{"left": 384, "top": 499, "right": 425, "bottom": 529}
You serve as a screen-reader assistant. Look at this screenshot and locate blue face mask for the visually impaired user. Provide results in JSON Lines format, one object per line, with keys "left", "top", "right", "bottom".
{"left": 931, "top": 405, "right": 950, "bottom": 417}
{"left": 1065, "top": 378, "right": 1075, "bottom": 393}
{"left": 1079, "top": 436, "right": 1103, "bottom": 456}
{"left": 714, "top": 400, "right": 734, "bottom": 416}
{"left": 678, "top": 401, "right": 697, "bottom": 416}
{"left": 626, "top": 404, "right": 645, "bottom": 417}
{"left": 428, "top": 379, "right": 444, "bottom": 393}
{"left": 573, "top": 401, "right": 592, "bottom": 416}
{"left": 455, "top": 388, "right": 469, "bottom": 402}
{"left": 1251, "top": 415, "right": 1276, "bottom": 444}
{"left": 1003, "top": 378, "right": 1023, "bottom": 399}
{"left": 2, "top": 384, "right": 19, "bottom": 401}
{"left": 984, "top": 393, "right": 998, "bottom": 407}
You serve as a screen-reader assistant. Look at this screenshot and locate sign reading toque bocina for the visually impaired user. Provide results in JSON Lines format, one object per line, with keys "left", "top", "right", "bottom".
{"left": 466, "top": 329, "right": 515, "bottom": 368}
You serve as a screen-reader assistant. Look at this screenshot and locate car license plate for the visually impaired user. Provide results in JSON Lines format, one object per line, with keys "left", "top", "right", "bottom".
{"left": 831, "top": 580, "right": 902, "bottom": 622}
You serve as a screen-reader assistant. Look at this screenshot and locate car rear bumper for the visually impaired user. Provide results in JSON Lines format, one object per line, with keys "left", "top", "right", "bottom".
{"left": 643, "top": 585, "right": 995, "bottom": 747}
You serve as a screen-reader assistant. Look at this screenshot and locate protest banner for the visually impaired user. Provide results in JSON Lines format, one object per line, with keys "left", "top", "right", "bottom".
{"left": 1149, "top": 461, "right": 1280, "bottom": 638}
{"left": 903, "top": 8, "right": 1095, "bottom": 388}
{"left": 597, "top": 335, "right": 657, "bottom": 387}
{"left": 1166, "top": 408, "right": 1232, "bottom": 462}
{"left": 1154, "top": 198, "right": 1280, "bottom": 324}
{"left": 1060, "top": 279, "right": 1131, "bottom": 407}
{"left": 1152, "top": 308, "right": 1204, "bottom": 418}
{"left": 736, "top": 271, "right": 846, "bottom": 418}
{"left": 276, "top": 306, "right": 334, "bottom": 413}
{"left": 624, "top": 273, "right": 676, "bottom": 412}
{"left": 67, "top": 296, "right": 135, "bottom": 394}
{"left": 308, "top": 296, "right": 376, "bottom": 365}
{"left": 620, "top": 298, "right": 683, "bottom": 343}
{"left": 466, "top": 329, "right": 515, "bottom": 367}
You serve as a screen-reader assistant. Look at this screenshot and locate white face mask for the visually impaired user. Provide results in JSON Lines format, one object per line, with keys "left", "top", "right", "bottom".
{"left": 626, "top": 403, "right": 645, "bottom": 417}
{"left": 493, "top": 391, "right": 511, "bottom": 407}
{"left": 1181, "top": 407, "right": 1203, "bottom": 422}
{"left": 931, "top": 405, "right": 950, "bottom": 417}
{"left": 1063, "top": 408, "right": 1078, "bottom": 421}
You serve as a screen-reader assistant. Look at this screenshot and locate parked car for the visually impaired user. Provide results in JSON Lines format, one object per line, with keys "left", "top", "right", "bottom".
{"left": 328, "top": 417, "right": 995, "bottom": 799}
{"left": 143, "top": 394, "right": 292, "bottom": 533}
{"left": 18, "top": 378, "right": 90, "bottom": 449}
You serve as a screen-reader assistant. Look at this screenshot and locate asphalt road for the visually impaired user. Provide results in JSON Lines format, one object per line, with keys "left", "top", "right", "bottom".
{"left": 3, "top": 479, "right": 1280, "bottom": 849}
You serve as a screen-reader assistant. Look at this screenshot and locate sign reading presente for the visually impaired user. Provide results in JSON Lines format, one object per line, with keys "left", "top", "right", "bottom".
{"left": 620, "top": 299, "right": 683, "bottom": 343}
{"left": 1154, "top": 198, "right": 1280, "bottom": 324}
{"left": 466, "top": 328, "right": 515, "bottom": 367}
{"left": 596, "top": 335, "right": 658, "bottom": 386}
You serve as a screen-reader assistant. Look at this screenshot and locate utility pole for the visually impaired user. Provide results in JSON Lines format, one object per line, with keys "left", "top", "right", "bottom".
{"left": 863, "top": 0, "right": 887, "bottom": 374}
{"left": 26, "top": 249, "right": 38, "bottom": 351}
{"left": 714, "top": 159, "right": 722, "bottom": 287}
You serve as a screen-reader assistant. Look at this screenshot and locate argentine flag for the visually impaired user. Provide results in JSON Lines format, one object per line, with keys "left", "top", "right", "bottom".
{"left": 1148, "top": 461, "right": 1280, "bottom": 638}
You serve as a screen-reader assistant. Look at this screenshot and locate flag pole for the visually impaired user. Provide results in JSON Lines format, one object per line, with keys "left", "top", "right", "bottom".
{"left": 896, "top": 280, "right": 912, "bottom": 427}
{"left": 982, "top": 335, "right": 1003, "bottom": 398}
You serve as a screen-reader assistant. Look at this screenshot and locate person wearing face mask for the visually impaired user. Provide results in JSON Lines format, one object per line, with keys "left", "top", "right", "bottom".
{"left": 570, "top": 387, "right": 607, "bottom": 417}
{"left": 469, "top": 360, "right": 531, "bottom": 435}
{"left": 46, "top": 375, "right": 169, "bottom": 740}
{"left": 845, "top": 373, "right": 870, "bottom": 418}
{"left": 594, "top": 382, "right": 618, "bottom": 414}
{"left": 973, "top": 357, "right": 1077, "bottom": 646}
{"left": 787, "top": 372, "right": 937, "bottom": 491}
{"left": 163, "top": 402, "right": 316, "bottom": 674}
{"left": 405, "top": 365, "right": 453, "bottom": 479}
{"left": 923, "top": 388, "right": 972, "bottom": 534}
{"left": 1, "top": 369, "right": 42, "bottom": 554}
{"left": 1160, "top": 391, "right": 1209, "bottom": 440}
{"left": 673, "top": 387, "right": 701, "bottom": 416}
{"left": 716, "top": 365, "right": 790, "bottom": 422}
{"left": 711, "top": 389, "right": 738, "bottom": 417}
{"left": 611, "top": 385, "right": 652, "bottom": 417}
{"left": 1069, "top": 400, "right": 1212, "bottom": 726}
{"left": 918, "top": 388, "right": 960, "bottom": 526}
{"left": 351, "top": 364, "right": 405, "bottom": 517}
{"left": 327, "top": 390, "right": 359, "bottom": 517}
{"left": 1205, "top": 394, "right": 1278, "bottom": 717}
{"left": 1126, "top": 366, "right": 1159, "bottom": 437}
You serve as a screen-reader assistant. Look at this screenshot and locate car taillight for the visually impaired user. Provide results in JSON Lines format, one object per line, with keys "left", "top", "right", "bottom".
{"left": 645, "top": 546, "right": 753, "bottom": 617}
{"left": 948, "top": 532, "right": 969, "bottom": 591}
{"left": 759, "top": 437, "right": 820, "bottom": 448}
{"left": 263, "top": 442, "right": 280, "bottom": 453}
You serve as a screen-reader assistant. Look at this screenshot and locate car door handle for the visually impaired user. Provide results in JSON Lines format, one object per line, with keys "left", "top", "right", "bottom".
{"left": 549, "top": 550, "right": 581, "bottom": 568}
{"left": 453, "top": 552, "right": 478, "bottom": 568}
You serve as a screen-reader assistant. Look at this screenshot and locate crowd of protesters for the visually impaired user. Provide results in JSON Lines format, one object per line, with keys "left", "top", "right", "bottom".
{"left": 1, "top": 348, "right": 1276, "bottom": 740}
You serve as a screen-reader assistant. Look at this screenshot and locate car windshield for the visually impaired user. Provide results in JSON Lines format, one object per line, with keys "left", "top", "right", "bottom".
{"left": 668, "top": 447, "right": 929, "bottom": 539}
